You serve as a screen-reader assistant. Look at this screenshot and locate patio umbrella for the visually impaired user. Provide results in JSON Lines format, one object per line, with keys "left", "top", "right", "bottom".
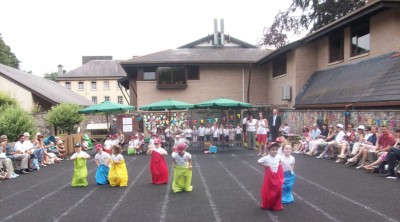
{"left": 78, "top": 101, "right": 136, "bottom": 128}
{"left": 139, "top": 99, "right": 194, "bottom": 111}
{"left": 194, "top": 97, "right": 252, "bottom": 109}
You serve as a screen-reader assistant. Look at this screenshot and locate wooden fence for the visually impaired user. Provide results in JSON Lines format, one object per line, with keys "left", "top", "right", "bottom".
{"left": 58, "top": 133, "right": 89, "bottom": 155}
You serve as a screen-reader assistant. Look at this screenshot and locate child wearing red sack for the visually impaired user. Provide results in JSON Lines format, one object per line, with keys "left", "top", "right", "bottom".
{"left": 147, "top": 139, "right": 169, "bottom": 184}
{"left": 257, "top": 142, "right": 284, "bottom": 211}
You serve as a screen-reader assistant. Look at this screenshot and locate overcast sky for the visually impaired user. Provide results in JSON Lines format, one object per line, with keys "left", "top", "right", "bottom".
{"left": 0, "top": 0, "right": 295, "bottom": 76}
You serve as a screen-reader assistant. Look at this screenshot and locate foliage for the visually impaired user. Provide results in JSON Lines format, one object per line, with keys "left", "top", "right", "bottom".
{"left": 0, "top": 105, "right": 37, "bottom": 142}
{"left": 31, "top": 102, "right": 43, "bottom": 114}
{"left": 45, "top": 103, "right": 85, "bottom": 135}
{"left": 0, "top": 91, "right": 18, "bottom": 107}
{"left": 260, "top": 0, "right": 366, "bottom": 48}
{"left": 43, "top": 72, "right": 59, "bottom": 81}
{"left": 0, "top": 33, "right": 20, "bottom": 69}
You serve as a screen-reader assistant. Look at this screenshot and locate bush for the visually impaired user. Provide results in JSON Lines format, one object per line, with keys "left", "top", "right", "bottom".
{"left": 0, "top": 105, "right": 37, "bottom": 141}
{"left": 0, "top": 91, "right": 17, "bottom": 107}
{"left": 45, "top": 103, "right": 85, "bottom": 135}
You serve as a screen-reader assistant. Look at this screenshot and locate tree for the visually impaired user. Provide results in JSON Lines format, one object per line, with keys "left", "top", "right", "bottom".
{"left": 0, "top": 105, "right": 37, "bottom": 142}
{"left": 44, "top": 72, "right": 59, "bottom": 81}
{"left": 45, "top": 103, "right": 85, "bottom": 135}
{"left": 260, "top": 0, "right": 366, "bottom": 48}
{"left": 0, "top": 33, "right": 20, "bottom": 69}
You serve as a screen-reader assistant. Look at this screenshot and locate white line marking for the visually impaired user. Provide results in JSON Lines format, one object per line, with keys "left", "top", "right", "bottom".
{"left": 53, "top": 187, "right": 98, "bottom": 222}
{"left": 160, "top": 165, "right": 174, "bottom": 222}
{"left": 196, "top": 159, "right": 222, "bottom": 222}
{"left": 292, "top": 192, "right": 341, "bottom": 222}
{"left": 217, "top": 160, "right": 279, "bottom": 222}
{"left": 1, "top": 164, "right": 98, "bottom": 222}
{"left": 102, "top": 166, "right": 146, "bottom": 222}
{"left": 236, "top": 155, "right": 398, "bottom": 222}
{"left": 296, "top": 175, "right": 399, "bottom": 222}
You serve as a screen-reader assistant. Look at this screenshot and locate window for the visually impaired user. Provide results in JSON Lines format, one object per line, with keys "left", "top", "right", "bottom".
{"left": 78, "top": 82, "right": 84, "bottom": 90}
{"left": 92, "top": 96, "right": 97, "bottom": 104}
{"left": 187, "top": 66, "right": 199, "bottom": 80}
{"left": 103, "top": 80, "right": 110, "bottom": 90}
{"left": 351, "top": 20, "right": 370, "bottom": 57}
{"left": 91, "top": 81, "right": 97, "bottom": 90}
{"left": 157, "top": 67, "right": 186, "bottom": 84}
{"left": 65, "top": 82, "right": 71, "bottom": 89}
{"left": 272, "top": 54, "right": 287, "bottom": 78}
{"left": 117, "top": 96, "right": 123, "bottom": 104}
{"left": 329, "top": 30, "right": 344, "bottom": 63}
{"left": 104, "top": 96, "right": 110, "bottom": 102}
{"left": 144, "top": 71, "right": 156, "bottom": 80}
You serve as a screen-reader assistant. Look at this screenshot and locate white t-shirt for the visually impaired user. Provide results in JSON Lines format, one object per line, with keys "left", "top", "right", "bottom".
{"left": 172, "top": 152, "right": 192, "bottom": 166}
{"left": 111, "top": 153, "right": 124, "bottom": 162}
{"left": 95, "top": 152, "right": 110, "bottom": 165}
{"left": 246, "top": 119, "right": 258, "bottom": 132}
{"left": 14, "top": 141, "right": 25, "bottom": 153}
{"left": 335, "top": 131, "right": 346, "bottom": 143}
{"left": 256, "top": 119, "right": 268, "bottom": 134}
{"left": 23, "top": 140, "right": 34, "bottom": 151}
{"left": 257, "top": 154, "right": 281, "bottom": 173}
{"left": 152, "top": 147, "right": 168, "bottom": 155}
{"left": 104, "top": 140, "right": 113, "bottom": 149}
{"left": 235, "top": 127, "right": 243, "bottom": 134}
{"left": 205, "top": 127, "right": 211, "bottom": 135}
{"left": 129, "top": 139, "right": 140, "bottom": 148}
{"left": 165, "top": 128, "right": 171, "bottom": 137}
{"left": 212, "top": 127, "right": 219, "bottom": 137}
{"left": 223, "top": 128, "right": 230, "bottom": 136}
{"left": 242, "top": 117, "right": 247, "bottom": 125}
{"left": 198, "top": 127, "right": 206, "bottom": 136}
{"left": 281, "top": 155, "right": 295, "bottom": 172}
{"left": 184, "top": 129, "right": 193, "bottom": 138}
{"left": 71, "top": 151, "right": 90, "bottom": 159}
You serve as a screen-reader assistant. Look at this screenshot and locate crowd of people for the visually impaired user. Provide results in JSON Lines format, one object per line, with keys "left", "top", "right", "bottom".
{"left": 293, "top": 122, "right": 400, "bottom": 179}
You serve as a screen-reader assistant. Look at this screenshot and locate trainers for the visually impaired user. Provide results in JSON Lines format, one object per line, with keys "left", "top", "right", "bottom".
{"left": 386, "top": 176, "right": 397, "bottom": 179}
{"left": 316, "top": 154, "right": 323, "bottom": 159}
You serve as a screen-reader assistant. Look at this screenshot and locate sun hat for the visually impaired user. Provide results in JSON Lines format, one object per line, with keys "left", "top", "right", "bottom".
{"left": 74, "top": 143, "right": 81, "bottom": 147}
{"left": 96, "top": 144, "right": 103, "bottom": 150}
{"left": 357, "top": 125, "right": 365, "bottom": 130}
{"left": 176, "top": 144, "right": 187, "bottom": 152}
{"left": 336, "top": 124, "right": 344, "bottom": 129}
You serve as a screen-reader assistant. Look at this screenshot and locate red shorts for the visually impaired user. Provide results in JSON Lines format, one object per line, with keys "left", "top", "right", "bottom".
{"left": 257, "top": 134, "right": 267, "bottom": 144}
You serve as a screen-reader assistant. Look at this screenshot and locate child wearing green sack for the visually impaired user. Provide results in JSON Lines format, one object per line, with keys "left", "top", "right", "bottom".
{"left": 171, "top": 144, "right": 193, "bottom": 193}
{"left": 71, "top": 143, "right": 91, "bottom": 187}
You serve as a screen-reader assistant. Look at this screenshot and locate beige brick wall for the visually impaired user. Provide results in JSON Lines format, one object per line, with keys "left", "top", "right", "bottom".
{"left": 135, "top": 65, "right": 268, "bottom": 108}
{"left": 316, "top": 8, "right": 400, "bottom": 70}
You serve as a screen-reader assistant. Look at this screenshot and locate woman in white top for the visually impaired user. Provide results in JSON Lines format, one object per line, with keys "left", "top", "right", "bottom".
{"left": 205, "top": 124, "right": 212, "bottom": 142}
{"left": 246, "top": 114, "right": 257, "bottom": 150}
{"left": 257, "top": 112, "right": 269, "bottom": 156}
{"left": 212, "top": 123, "right": 220, "bottom": 142}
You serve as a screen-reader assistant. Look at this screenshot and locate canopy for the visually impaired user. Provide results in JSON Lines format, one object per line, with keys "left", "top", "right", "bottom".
{"left": 78, "top": 101, "right": 135, "bottom": 114}
{"left": 139, "top": 99, "right": 194, "bottom": 111}
{"left": 194, "top": 97, "right": 252, "bottom": 109}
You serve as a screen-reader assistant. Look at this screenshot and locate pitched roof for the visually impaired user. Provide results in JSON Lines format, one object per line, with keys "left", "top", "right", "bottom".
{"left": 295, "top": 52, "right": 400, "bottom": 108}
{"left": 178, "top": 33, "right": 257, "bottom": 49}
{"left": 121, "top": 47, "right": 272, "bottom": 66}
{"left": 0, "top": 63, "right": 92, "bottom": 106}
{"left": 57, "top": 60, "right": 127, "bottom": 79}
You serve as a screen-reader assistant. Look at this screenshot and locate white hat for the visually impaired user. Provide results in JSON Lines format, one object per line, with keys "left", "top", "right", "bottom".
{"left": 357, "top": 125, "right": 365, "bottom": 130}
{"left": 336, "top": 124, "right": 343, "bottom": 129}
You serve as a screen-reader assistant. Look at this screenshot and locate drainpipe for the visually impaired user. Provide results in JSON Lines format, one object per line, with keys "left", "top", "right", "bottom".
{"left": 242, "top": 68, "right": 245, "bottom": 102}
{"left": 247, "top": 63, "right": 252, "bottom": 103}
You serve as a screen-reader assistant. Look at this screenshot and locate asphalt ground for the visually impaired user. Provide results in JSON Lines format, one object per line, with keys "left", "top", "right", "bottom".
{"left": 0, "top": 147, "right": 400, "bottom": 222}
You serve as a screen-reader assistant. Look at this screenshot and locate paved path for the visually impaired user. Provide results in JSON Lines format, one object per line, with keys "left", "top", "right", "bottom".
{"left": 1, "top": 148, "right": 399, "bottom": 222}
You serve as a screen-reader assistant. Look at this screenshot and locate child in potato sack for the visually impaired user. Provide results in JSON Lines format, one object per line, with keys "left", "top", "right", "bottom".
{"left": 147, "top": 139, "right": 168, "bottom": 184}
{"left": 108, "top": 145, "right": 128, "bottom": 187}
{"left": 281, "top": 144, "right": 295, "bottom": 204}
{"left": 258, "top": 142, "right": 284, "bottom": 211}
{"left": 171, "top": 144, "right": 193, "bottom": 193}
{"left": 71, "top": 143, "right": 91, "bottom": 187}
{"left": 95, "top": 144, "right": 110, "bottom": 185}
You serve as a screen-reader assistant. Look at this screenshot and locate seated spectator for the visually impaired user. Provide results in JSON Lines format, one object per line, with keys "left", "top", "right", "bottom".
{"left": 346, "top": 125, "right": 378, "bottom": 165}
{"left": 336, "top": 125, "right": 364, "bottom": 163}
{"left": 280, "top": 123, "right": 291, "bottom": 135}
{"left": 306, "top": 124, "right": 329, "bottom": 156}
{"left": 294, "top": 126, "right": 311, "bottom": 154}
{"left": 381, "top": 129, "right": 400, "bottom": 178}
{"left": 316, "top": 124, "right": 345, "bottom": 159}
{"left": 0, "top": 135, "right": 19, "bottom": 179}
{"left": 10, "top": 134, "right": 33, "bottom": 174}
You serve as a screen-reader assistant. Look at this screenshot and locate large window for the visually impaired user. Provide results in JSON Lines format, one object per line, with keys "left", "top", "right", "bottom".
{"left": 351, "top": 20, "right": 370, "bottom": 57}
{"left": 92, "top": 96, "right": 97, "bottom": 104}
{"left": 117, "top": 96, "right": 123, "bottom": 104}
{"left": 65, "top": 82, "right": 71, "bottom": 89}
{"left": 187, "top": 66, "right": 199, "bottom": 80}
{"left": 91, "top": 81, "right": 97, "bottom": 90}
{"left": 272, "top": 54, "right": 287, "bottom": 78}
{"left": 329, "top": 30, "right": 344, "bottom": 63}
{"left": 78, "top": 82, "right": 84, "bottom": 90}
{"left": 103, "top": 80, "right": 110, "bottom": 90}
{"left": 157, "top": 67, "right": 186, "bottom": 85}
{"left": 144, "top": 71, "right": 156, "bottom": 80}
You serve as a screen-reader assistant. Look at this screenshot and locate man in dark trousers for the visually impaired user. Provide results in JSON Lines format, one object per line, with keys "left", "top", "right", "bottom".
{"left": 269, "top": 109, "right": 281, "bottom": 142}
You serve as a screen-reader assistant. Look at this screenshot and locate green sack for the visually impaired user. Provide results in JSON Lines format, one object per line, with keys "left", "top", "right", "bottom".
{"left": 127, "top": 147, "right": 136, "bottom": 155}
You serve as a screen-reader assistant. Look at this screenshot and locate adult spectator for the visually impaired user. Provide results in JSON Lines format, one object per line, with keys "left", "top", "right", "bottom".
{"left": 317, "top": 124, "right": 345, "bottom": 159}
{"left": 307, "top": 124, "right": 327, "bottom": 155}
{"left": 246, "top": 114, "right": 257, "bottom": 150}
{"left": 382, "top": 129, "right": 400, "bottom": 178}
{"left": 0, "top": 135, "right": 19, "bottom": 178}
{"left": 365, "top": 125, "right": 395, "bottom": 168}
{"left": 269, "top": 109, "right": 282, "bottom": 142}
{"left": 346, "top": 125, "right": 378, "bottom": 166}
{"left": 256, "top": 112, "right": 269, "bottom": 156}
{"left": 280, "top": 123, "right": 290, "bottom": 135}
{"left": 198, "top": 124, "right": 206, "bottom": 143}
{"left": 10, "top": 134, "right": 33, "bottom": 174}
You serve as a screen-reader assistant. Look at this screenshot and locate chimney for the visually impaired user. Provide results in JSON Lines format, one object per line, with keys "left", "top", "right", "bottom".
{"left": 214, "top": 18, "right": 218, "bottom": 45}
{"left": 220, "top": 19, "right": 225, "bottom": 45}
{"left": 58, "top": 64, "right": 63, "bottom": 76}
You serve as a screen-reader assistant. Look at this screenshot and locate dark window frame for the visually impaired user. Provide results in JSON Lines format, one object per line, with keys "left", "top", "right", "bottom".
{"left": 350, "top": 19, "right": 370, "bottom": 57}
{"left": 272, "top": 54, "right": 287, "bottom": 78}
{"left": 329, "top": 30, "right": 344, "bottom": 63}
